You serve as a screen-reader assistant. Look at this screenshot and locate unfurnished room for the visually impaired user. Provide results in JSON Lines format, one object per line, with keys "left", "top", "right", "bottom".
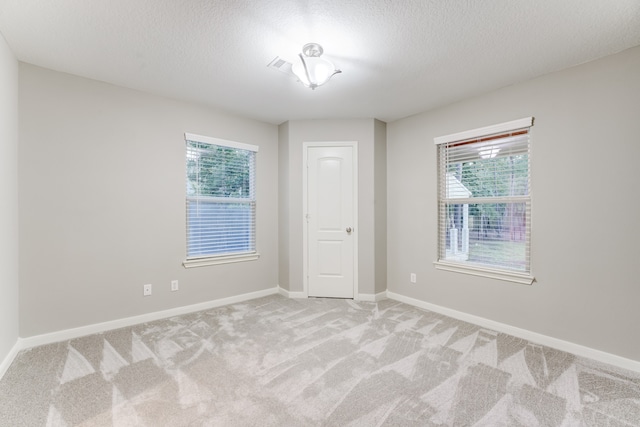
{"left": 1, "top": 1, "right": 640, "bottom": 426}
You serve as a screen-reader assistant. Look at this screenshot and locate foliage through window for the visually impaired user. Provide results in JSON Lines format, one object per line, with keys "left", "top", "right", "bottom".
{"left": 185, "top": 133, "right": 258, "bottom": 259}
{"left": 435, "top": 118, "right": 534, "bottom": 283}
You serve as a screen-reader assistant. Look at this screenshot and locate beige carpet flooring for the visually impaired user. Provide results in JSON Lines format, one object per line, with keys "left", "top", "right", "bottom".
{"left": 1, "top": 295, "right": 639, "bottom": 426}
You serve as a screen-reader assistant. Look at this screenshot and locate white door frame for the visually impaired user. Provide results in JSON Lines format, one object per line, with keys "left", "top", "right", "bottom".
{"left": 303, "top": 141, "right": 359, "bottom": 299}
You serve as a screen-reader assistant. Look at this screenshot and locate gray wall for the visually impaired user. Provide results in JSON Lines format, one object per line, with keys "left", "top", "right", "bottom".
{"left": 19, "top": 64, "right": 279, "bottom": 337}
{"left": 374, "top": 119, "right": 387, "bottom": 295}
{"left": 0, "top": 33, "right": 19, "bottom": 363}
{"left": 277, "top": 121, "right": 290, "bottom": 291}
{"left": 279, "top": 119, "right": 387, "bottom": 297}
{"left": 387, "top": 46, "right": 640, "bottom": 361}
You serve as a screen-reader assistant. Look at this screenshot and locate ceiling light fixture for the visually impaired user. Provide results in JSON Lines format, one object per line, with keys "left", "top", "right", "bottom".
{"left": 291, "top": 43, "right": 341, "bottom": 90}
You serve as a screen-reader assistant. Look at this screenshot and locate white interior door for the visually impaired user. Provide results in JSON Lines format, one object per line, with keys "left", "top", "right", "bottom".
{"left": 305, "top": 144, "right": 357, "bottom": 298}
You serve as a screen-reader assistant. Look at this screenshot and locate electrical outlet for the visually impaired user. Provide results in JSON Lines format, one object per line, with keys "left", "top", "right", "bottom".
{"left": 171, "top": 280, "right": 179, "bottom": 292}
{"left": 143, "top": 284, "right": 152, "bottom": 296}
{"left": 410, "top": 273, "right": 417, "bottom": 283}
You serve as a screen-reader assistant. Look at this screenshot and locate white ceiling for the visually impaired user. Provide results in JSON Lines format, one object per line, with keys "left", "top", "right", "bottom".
{"left": 1, "top": 0, "right": 639, "bottom": 124}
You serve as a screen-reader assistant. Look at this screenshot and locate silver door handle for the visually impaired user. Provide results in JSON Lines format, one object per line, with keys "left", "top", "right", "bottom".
{"left": 346, "top": 227, "right": 352, "bottom": 233}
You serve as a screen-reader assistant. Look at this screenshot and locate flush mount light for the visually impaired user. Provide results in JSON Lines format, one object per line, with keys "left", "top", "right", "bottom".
{"left": 291, "top": 43, "right": 341, "bottom": 90}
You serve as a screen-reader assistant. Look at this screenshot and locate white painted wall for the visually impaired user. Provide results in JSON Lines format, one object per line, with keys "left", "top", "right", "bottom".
{"left": 279, "top": 119, "right": 386, "bottom": 297}
{"left": 387, "top": 46, "right": 640, "bottom": 361}
{"left": 0, "top": 33, "right": 19, "bottom": 367}
{"left": 18, "top": 64, "right": 279, "bottom": 337}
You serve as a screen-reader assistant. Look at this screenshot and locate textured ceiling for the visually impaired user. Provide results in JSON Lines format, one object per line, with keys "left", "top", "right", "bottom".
{"left": 1, "top": 0, "right": 639, "bottom": 124}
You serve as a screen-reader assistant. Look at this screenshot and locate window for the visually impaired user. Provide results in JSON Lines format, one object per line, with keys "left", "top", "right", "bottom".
{"left": 434, "top": 117, "right": 534, "bottom": 284}
{"left": 183, "top": 133, "right": 259, "bottom": 268}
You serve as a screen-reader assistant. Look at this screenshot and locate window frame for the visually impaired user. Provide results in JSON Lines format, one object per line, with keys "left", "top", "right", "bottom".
{"left": 182, "top": 133, "right": 260, "bottom": 269}
{"left": 433, "top": 117, "right": 535, "bottom": 285}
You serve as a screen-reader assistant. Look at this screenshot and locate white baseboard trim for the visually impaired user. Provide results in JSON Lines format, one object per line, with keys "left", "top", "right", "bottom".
{"left": 19, "top": 287, "right": 279, "bottom": 350}
{"left": 275, "top": 287, "right": 388, "bottom": 302}
{"left": 357, "top": 291, "right": 388, "bottom": 302}
{"left": 387, "top": 291, "right": 640, "bottom": 374}
{"left": 277, "top": 286, "right": 306, "bottom": 299}
{"left": 0, "top": 339, "right": 23, "bottom": 380}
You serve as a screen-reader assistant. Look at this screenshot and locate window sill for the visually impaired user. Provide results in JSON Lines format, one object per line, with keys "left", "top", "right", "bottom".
{"left": 183, "top": 252, "right": 260, "bottom": 269}
{"left": 434, "top": 260, "right": 534, "bottom": 285}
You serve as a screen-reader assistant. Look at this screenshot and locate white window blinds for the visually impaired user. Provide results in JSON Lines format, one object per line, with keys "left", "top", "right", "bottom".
{"left": 435, "top": 118, "right": 534, "bottom": 282}
{"left": 185, "top": 133, "right": 258, "bottom": 259}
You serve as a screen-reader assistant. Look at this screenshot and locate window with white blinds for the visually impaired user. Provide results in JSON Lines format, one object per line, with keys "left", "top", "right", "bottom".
{"left": 434, "top": 117, "right": 534, "bottom": 284}
{"left": 184, "top": 133, "right": 258, "bottom": 266}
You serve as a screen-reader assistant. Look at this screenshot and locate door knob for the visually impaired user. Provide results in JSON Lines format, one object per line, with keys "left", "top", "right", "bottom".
{"left": 346, "top": 227, "right": 352, "bottom": 233}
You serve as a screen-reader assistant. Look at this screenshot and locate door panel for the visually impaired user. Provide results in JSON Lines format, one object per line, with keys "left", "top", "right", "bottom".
{"left": 317, "top": 240, "right": 342, "bottom": 275}
{"left": 307, "top": 146, "right": 355, "bottom": 298}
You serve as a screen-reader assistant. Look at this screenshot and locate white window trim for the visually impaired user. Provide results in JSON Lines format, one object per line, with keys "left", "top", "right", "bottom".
{"left": 433, "top": 117, "right": 533, "bottom": 146}
{"left": 185, "top": 133, "right": 259, "bottom": 153}
{"left": 183, "top": 252, "right": 260, "bottom": 269}
{"left": 434, "top": 260, "right": 534, "bottom": 285}
{"left": 183, "top": 132, "right": 259, "bottom": 268}
{"left": 434, "top": 117, "right": 535, "bottom": 284}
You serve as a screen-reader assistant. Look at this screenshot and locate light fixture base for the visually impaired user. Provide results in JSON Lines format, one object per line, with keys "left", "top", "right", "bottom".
{"left": 301, "top": 43, "right": 324, "bottom": 57}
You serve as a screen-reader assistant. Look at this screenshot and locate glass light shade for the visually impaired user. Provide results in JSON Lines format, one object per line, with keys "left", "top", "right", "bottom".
{"left": 291, "top": 56, "right": 339, "bottom": 89}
